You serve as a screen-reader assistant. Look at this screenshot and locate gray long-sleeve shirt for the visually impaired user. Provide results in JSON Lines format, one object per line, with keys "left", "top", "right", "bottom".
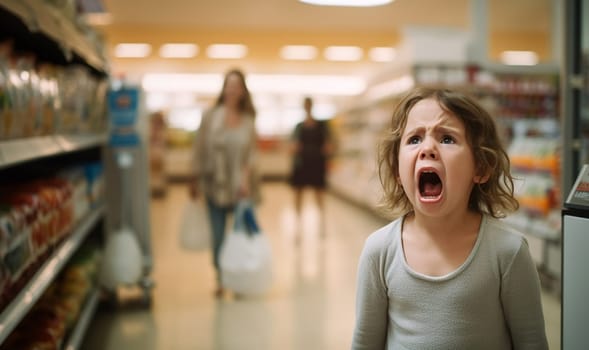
{"left": 191, "top": 106, "right": 258, "bottom": 206}
{"left": 352, "top": 215, "right": 548, "bottom": 350}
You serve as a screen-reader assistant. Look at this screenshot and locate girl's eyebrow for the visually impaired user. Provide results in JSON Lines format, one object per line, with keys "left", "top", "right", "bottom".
{"left": 403, "top": 123, "right": 461, "bottom": 136}
{"left": 402, "top": 126, "right": 423, "bottom": 135}
{"left": 433, "top": 124, "right": 462, "bottom": 134}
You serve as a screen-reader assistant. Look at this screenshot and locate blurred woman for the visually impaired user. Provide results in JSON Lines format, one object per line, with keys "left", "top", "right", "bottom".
{"left": 190, "top": 68, "right": 259, "bottom": 297}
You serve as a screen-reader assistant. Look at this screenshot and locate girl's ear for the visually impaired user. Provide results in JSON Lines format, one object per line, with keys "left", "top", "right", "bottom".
{"left": 473, "top": 173, "right": 490, "bottom": 184}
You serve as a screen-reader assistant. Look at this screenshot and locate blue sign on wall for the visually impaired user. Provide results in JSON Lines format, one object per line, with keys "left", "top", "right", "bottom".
{"left": 108, "top": 87, "right": 140, "bottom": 146}
{"left": 108, "top": 87, "right": 139, "bottom": 128}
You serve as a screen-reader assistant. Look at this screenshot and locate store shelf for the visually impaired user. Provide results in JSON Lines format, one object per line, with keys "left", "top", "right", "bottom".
{"left": 64, "top": 288, "right": 101, "bottom": 350}
{"left": 503, "top": 212, "right": 561, "bottom": 243}
{"left": 0, "top": 134, "right": 107, "bottom": 170}
{"left": 0, "top": 205, "right": 105, "bottom": 344}
{"left": 28, "top": 0, "right": 106, "bottom": 71}
{"left": 0, "top": 0, "right": 108, "bottom": 73}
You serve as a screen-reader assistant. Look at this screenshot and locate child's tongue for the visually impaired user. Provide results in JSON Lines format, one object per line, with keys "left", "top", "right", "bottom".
{"left": 422, "top": 182, "right": 442, "bottom": 197}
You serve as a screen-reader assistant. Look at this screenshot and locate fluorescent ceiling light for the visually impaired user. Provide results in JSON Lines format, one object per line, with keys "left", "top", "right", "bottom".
{"left": 369, "top": 47, "right": 396, "bottom": 62}
{"left": 500, "top": 50, "right": 539, "bottom": 66}
{"left": 247, "top": 74, "right": 365, "bottom": 95}
{"left": 206, "top": 44, "right": 248, "bottom": 59}
{"left": 324, "top": 46, "right": 363, "bottom": 62}
{"left": 143, "top": 74, "right": 223, "bottom": 94}
{"left": 280, "top": 45, "right": 318, "bottom": 60}
{"left": 159, "top": 43, "right": 199, "bottom": 58}
{"left": 142, "top": 73, "right": 365, "bottom": 96}
{"left": 115, "top": 43, "right": 151, "bottom": 58}
{"left": 299, "top": 0, "right": 393, "bottom": 6}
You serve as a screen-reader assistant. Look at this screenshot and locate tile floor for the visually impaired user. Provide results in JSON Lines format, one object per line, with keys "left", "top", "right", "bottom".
{"left": 82, "top": 182, "right": 561, "bottom": 350}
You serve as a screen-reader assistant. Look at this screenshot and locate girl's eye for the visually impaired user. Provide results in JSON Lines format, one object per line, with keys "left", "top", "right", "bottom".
{"left": 408, "top": 136, "right": 421, "bottom": 144}
{"left": 441, "top": 135, "right": 455, "bottom": 144}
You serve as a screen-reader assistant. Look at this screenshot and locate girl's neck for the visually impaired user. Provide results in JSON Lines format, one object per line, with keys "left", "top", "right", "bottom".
{"left": 402, "top": 210, "right": 482, "bottom": 277}
{"left": 408, "top": 210, "right": 481, "bottom": 238}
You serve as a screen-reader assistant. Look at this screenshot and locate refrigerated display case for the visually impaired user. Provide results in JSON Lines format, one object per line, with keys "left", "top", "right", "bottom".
{"left": 561, "top": 164, "right": 589, "bottom": 350}
{"left": 561, "top": 1, "right": 589, "bottom": 349}
{"left": 562, "top": 0, "right": 589, "bottom": 199}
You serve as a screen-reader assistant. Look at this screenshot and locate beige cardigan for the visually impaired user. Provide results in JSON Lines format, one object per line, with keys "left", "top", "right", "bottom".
{"left": 192, "top": 106, "right": 259, "bottom": 206}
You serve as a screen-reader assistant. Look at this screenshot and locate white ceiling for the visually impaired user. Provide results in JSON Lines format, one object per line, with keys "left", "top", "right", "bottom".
{"left": 102, "top": 0, "right": 550, "bottom": 32}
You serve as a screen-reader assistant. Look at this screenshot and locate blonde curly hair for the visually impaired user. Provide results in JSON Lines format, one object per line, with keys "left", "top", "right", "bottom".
{"left": 378, "top": 87, "right": 519, "bottom": 218}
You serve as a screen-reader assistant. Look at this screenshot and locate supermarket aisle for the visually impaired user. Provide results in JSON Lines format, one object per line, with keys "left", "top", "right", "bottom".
{"left": 82, "top": 182, "right": 561, "bottom": 350}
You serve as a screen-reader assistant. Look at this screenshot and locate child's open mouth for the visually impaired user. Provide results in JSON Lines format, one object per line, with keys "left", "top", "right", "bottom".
{"left": 419, "top": 171, "right": 443, "bottom": 199}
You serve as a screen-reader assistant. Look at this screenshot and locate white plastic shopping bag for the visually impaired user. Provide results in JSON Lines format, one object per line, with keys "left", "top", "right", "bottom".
{"left": 100, "top": 227, "right": 144, "bottom": 290}
{"left": 220, "top": 200, "right": 272, "bottom": 296}
{"left": 179, "top": 199, "right": 211, "bottom": 252}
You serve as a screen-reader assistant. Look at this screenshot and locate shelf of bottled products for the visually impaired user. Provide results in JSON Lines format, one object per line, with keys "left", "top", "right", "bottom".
{"left": 0, "top": 134, "right": 107, "bottom": 169}
{"left": 0, "top": 0, "right": 108, "bottom": 74}
{"left": 0, "top": 1, "right": 109, "bottom": 348}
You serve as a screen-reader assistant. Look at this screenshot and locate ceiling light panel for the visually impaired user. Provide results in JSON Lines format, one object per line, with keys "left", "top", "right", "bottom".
{"left": 324, "top": 46, "right": 363, "bottom": 62}
{"left": 143, "top": 73, "right": 223, "bottom": 93}
{"left": 142, "top": 73, "right": 365, "bottom": 96}
{"left": 159, "top": 43, "right": 199, "bottom": 58}
{"left": 500, "top": 50, "right": 539, "bottom": 66}
{"left": 206, "top": 44, "right": 248, "bottom": 59}
{"left": 280, "top": 45, "right": 318, "bottom": 60}
{"left": 114, "top": 43, "right": 151, "bottom": 58}
{"left": 299, "top": 0, "right": 393, "bottom": 7}
{"left": 247, "top": 74, "right": 365, "bottom": 95}
{"left": 369, "top": 47, "right": 396, "bottom": 62}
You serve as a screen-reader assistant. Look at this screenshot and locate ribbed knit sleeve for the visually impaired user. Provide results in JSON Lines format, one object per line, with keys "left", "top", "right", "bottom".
{"left": 352, "top": 225, "right": 393, "bottom": 349}
{"left": 500, "top": 237, "right": 549, "bottom": 350}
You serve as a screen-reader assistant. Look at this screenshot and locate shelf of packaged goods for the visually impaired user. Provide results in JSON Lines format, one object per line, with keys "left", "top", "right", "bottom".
{"left": 0, "top": 134, "right": 107, "bottom": 170}
{"left": 329, "top": 170, "right": 385, "bottom": 216}
{"left": 0, "top": 205, "right": 105, "bottom": 344}
{"left": 63, "top": 288, "right": 101, "bottom": 350}
{"left": 502, "top": 211, "right": 561, "bottom": 243}
{"left": 0, "top": 0, "right": 108, "bottom": 74}
{"left": 28, "top": 0, "right": 107, "bottom": 72}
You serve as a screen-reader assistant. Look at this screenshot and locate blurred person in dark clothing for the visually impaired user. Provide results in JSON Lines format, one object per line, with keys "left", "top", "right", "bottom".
{"left": 289, "top": 96, "right": 334, "bottom": 236}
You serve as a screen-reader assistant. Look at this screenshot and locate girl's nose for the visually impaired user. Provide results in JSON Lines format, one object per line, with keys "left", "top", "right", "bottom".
{"left": 419, "top": 138, "right": 438, "bottom": 160}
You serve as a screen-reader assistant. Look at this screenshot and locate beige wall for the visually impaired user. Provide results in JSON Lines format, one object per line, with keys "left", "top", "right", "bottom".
{"left": 489, "top": 31, "right": 552, "bottom": 63}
